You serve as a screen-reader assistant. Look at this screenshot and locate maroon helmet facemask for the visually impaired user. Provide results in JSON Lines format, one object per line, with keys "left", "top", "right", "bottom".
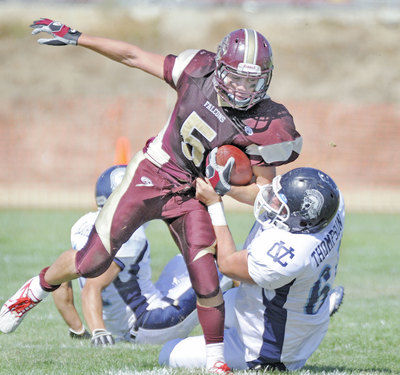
{"left": 214, "top": 29, "right": 273, "bottom": 110}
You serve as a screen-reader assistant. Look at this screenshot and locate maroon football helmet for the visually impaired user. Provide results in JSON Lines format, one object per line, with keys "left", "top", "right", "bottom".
{"left": 214, "top": 28, "right": 273, "bottom": 110}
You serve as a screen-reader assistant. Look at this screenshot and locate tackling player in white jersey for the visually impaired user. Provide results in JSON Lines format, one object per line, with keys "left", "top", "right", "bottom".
{"left": 160, "top": 167, "right": 345, "bottom": 372}
{"left": 53, "top": 165, "right": 230, "bottom": 346}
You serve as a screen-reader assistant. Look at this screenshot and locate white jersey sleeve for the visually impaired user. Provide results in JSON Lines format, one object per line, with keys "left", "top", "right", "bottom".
{"left": 114, "top": 225, "right": 148, "bottom": 261}
{"left": 70, "top": 211, "right": 148, "bottom": 261}
{"left": 247, "top": 228, "right": 306, "bottom": 290}
{"left": 71, "top": 211, "right": 99, "bottom": 250}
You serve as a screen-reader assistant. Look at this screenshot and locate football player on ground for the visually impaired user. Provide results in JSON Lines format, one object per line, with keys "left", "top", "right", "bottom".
{"left": 0, "top": 20, "right": 302, "bottom": 374}
{"left": 159, "top": 168, "right": 345, "bottom": 372}
{"left": 53, "top": 165, "right": 228, "bottom": 346}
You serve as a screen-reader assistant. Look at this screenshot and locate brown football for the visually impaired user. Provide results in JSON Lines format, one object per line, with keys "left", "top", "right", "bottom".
{"left": 215, "top": 145, "right": 253, "bottom": 186}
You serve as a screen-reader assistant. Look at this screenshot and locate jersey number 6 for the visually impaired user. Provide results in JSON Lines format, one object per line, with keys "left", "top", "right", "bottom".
{"left": 304, "top": 265, "right": 331, "bottom": 315}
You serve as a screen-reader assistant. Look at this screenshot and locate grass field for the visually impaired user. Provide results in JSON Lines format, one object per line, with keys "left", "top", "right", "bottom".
{"left": 0, "top": 209, "right": 399, "bottom": 375}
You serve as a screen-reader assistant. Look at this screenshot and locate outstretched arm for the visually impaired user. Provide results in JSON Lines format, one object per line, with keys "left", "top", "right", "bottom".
{"left": 30, "top": 18, "right": 165, "bottom": 79}
{"left": 78, "top": 34, "right": 165, "bottom": 78}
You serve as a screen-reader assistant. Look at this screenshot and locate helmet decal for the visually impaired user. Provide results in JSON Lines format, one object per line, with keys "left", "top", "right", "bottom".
{"left": 279, "top": 192, "right": 288, "bottom": 204}
{"left": 318, "top": 171, "right": 330, "bottom": 183}
{"left": 109, "top": 167, "right": 125, "bottom": 191}
{"left": 237, "top": 62, "right": 261, "bottom": 75}
{"left": 301, "top": 189, "right": 324, "bottom": 220}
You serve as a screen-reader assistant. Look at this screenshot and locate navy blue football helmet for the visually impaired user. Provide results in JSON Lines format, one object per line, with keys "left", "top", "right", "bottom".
{"left": 254, "top": 167, "right": 340, "bottom": 233}
{"left": 95, "top": 165, "right": 127, "bottom": 208}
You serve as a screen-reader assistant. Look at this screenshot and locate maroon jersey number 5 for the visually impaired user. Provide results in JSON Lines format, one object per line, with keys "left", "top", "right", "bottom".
{"left": 180, "top": 111, "right": 217, "bottom": 167}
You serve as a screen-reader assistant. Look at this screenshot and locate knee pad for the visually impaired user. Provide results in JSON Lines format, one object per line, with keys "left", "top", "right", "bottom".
{"left": 75, "top": 228, "right": 113, "bottom": 278}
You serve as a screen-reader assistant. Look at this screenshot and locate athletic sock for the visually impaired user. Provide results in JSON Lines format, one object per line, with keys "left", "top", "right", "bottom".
{"left": 205, "top": 342, "right": 225, "bottom": 369}
{"left": 197, "top": 302, "right": 225, "bottom": 369}
{"left": 38, "top": 266, "right": 60, "bottom": 293}
{"left": 29, "top": 275, "right": 49, "bottom": 300}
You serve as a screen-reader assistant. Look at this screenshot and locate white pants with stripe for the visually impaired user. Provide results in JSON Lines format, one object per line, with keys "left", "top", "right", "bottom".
{"left": 158, "top": 288, "right": 249, "bottom": 370}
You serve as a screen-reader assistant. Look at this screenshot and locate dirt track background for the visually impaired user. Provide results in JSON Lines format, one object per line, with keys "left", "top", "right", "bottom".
{"left": 0, "top": 3, "right": 399, "bottom": 211}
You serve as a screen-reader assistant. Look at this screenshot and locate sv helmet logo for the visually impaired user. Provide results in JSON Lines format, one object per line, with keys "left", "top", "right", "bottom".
{"left": 301, "top": 189, "right": 324, "bottom": 220}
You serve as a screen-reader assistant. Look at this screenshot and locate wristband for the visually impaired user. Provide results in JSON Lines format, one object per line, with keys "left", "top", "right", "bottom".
{"left": 207, "top": 202, "right": 227, "bottom": 226}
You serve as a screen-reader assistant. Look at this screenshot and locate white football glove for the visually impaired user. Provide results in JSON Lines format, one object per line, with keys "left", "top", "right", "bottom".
{"left": 30, "top": 18, "right": 81, "bottom": 46}
{"left": 91, "top": 329, "right": 115, "bottom": 347}
{"left": 205, "top": 147, "right": 235, "bottom": 196}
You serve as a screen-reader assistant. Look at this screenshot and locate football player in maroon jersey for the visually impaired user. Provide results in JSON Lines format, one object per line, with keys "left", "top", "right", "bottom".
{"left": 0, "top": 20, "right": 302, "bottom": 374}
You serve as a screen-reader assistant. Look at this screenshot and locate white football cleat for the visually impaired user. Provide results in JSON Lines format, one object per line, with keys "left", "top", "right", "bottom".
{"left": 208, "top": 361, "right": 233, "bottom": 374}
{"left": 0, "top": 278, "right": 43, "bottom": 333}
{"left": 329, "top": 285, "right": 344, "bottom": 317}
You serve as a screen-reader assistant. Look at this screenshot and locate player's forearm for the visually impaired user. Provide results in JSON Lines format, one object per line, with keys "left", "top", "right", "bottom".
{"left": 213, "top": 225, "right": 253, "bottom": 283}
{"left": 78, "top": 34, "right": 139, "bottom": 65}
{"left": 78, "top": 34, "right": 165, "bottom": 78}
{"left": 227, "top": 182, "right": 259, "bottom": 205}
{"left": 227, "top": 165, "right": 276, "bottom": 205}
{"left": 52, "top": 282, "right": 84, "bottom": 331}
{"left": 207, "top": 202, "right": 240, "bottom": 272}
{"left": 81, "top": 287, "right": 106, "bottom": 332}
{"left": 213, "top": 226, "right": 237, "bottom": 270}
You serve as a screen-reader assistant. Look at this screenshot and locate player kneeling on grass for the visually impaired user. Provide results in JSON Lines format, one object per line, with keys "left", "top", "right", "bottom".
{"left": 46, "top": 165, "right": 232, "bottom": 346}
{"left": 159, "top": 167, "right": 345, "bottom": 371}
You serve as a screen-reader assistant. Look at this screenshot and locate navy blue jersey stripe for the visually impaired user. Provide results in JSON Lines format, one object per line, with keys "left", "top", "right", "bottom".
{"left": 139, "top": 288, "right": 197, "bottom": 329}
{"left": 243, "top": 221, "right": 261, "bottom": 249}
{"left": 247, "top": 279, "right": 295, "bottom": 368}
{"left": 112, "top": 241, "right": 150, "bottom": 322}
